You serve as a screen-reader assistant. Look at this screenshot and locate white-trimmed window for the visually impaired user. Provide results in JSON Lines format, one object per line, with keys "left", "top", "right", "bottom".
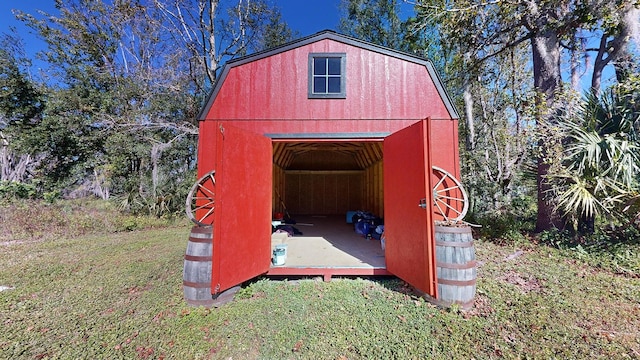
{"left": 308, "top": 53, "right": 346, "bottom": 98}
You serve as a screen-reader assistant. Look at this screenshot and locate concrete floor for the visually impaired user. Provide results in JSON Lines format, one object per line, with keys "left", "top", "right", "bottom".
{"left": 271, "top": 215, "right": 385, "bottom": 268}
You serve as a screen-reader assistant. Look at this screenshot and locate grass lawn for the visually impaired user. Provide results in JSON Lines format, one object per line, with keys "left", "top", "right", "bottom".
{"left": 1, "top": 223, "right": 639, "bottom": 359}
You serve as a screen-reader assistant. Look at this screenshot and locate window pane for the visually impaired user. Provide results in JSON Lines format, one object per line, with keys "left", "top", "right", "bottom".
{"left": 328, "top": 77, "right": 341, "bottom": 93}
{"left": 308, "top": 54, "right": 345, "bottom": 98}
{"left": 327, "top": 58, "right": 341, "bottom": 75}
{"left": 313, "top": 58, "right": 326, "bottom": 75}
{"left": 313, "top": 77, "right": 326, "bottom": 93}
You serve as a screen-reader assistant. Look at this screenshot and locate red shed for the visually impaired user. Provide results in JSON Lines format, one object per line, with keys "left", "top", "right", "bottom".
{"left": 191, "top": 30, "right": 464, "bottom": 304}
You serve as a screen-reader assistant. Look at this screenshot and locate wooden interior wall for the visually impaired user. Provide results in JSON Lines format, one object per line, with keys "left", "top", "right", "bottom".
{"left": 363, "top": 160, "right": 384, "bottom": 217}
{"left": 272, "top": 164, "right": 286, "bottom": 215}
{"left": 284, "top": 171, "right": 363, "bottom": 215}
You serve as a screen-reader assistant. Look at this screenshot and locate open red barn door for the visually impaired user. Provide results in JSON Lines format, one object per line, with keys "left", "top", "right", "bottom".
{"left": 384, "top": 119, "right": 438, "bottom": 298}
{"left": 211, "top": 123, "right": 273, "bottom": 295}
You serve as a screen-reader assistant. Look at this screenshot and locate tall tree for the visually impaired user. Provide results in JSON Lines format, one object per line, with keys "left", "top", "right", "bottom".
{"left": 589, "top": 2, "right": 640, "bottom": 93}
{"left": 413, "top": 0, "right": 640, "bottom": 231}
{"left": 259, "top": 8, "right": 299, "bottom": 50}
{"left": 338, "top": 0, "right": 536, "bottom": 217}
{"left": 410, "top": 1, "right": 536, "bottom": 218}
{"left": 338, "top": 0, "right": 404, "bottom": 49}
{"left": 14, "top": 0, "right": 293, "bottom": 209}
{"left": 460, "top": 46, "right": 535, "bottom": 214}
{"left": 154, "top": 0, "right": 293, "bottom": 93}
{"left": 0, "top": 33, "right": 44, "bottom": 183}
{"left": 338, "top": 0, "right": 444, "bottom": 59}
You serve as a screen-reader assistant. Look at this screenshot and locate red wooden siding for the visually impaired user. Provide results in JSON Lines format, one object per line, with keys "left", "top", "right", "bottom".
{"left": 211, "top": 124, "right": 272, "bottom": 294}
{"left": 206, "top": 39, "right": 450, "bottom": 123}
{"left": 197, "top": 36, "right": 459, "bottom": 179}
{"left": 198, "top": 119, "right": 459, "bottom": 179}
{"left": 384, "top": 120, "right": 437, "bottom": 297}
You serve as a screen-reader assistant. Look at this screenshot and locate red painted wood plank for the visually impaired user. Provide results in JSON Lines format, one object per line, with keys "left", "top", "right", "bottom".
{"left": 205, "top": 40, "right": 451, "bottom": 122}
{"left": 211, "top": 124, "right": 272, "bottom": 294}
{"left": 384, "top": 119, "right": 437, "bottom": 298}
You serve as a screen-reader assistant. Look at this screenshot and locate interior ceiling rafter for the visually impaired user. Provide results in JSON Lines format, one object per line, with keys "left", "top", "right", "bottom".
{"left": 273, "top": 141, "right": 383, "bottom": 170}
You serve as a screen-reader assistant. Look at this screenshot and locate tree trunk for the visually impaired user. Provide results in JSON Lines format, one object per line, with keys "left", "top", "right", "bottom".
{"left": 591, "top": 35, "right": 608, "bottom": 95}
{"left": 0, "top": 134, "right": 33, "bottom": 183}
{"left": 531, "top": 31, "right": 563, "bottom": 232}
{"left": 569, "top": 35, "right": 583, "bottom": 92}
{"left": 463, "top": 79, "right": 475, "bottom": 151}
{"left": 591, "top": 4, "right": 638, "bottom": 94}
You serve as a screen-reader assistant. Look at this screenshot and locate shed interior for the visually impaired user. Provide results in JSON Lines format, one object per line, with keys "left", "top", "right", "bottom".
{"left": 271, "top": 140, "right": 386, "bottom": 269}
{"left": 273, "top": 140, "right": 384, "bottom": 216}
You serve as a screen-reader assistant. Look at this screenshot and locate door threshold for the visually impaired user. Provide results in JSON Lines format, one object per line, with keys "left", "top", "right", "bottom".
{"left": 267, "top": 266, "right": 392, "bottom": 282}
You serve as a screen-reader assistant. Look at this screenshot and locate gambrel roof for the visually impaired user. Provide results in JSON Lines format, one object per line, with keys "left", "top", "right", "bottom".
{"left": 198, "top": 30, "right": 458, "bottom": 121}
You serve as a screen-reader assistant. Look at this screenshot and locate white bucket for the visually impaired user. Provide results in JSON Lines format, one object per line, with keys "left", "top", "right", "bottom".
{"left": 272, "top": 244, "right": 288, "bottom": 266}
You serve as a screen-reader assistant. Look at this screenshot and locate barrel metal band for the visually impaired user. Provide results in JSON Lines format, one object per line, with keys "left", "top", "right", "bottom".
{"left": 189, "top": 232, "right": 213, "bottom": 240}
{"left": 434, "top": 226, "right": 472, "bottom": 234}
{"left": 435, "top": 240, "right": 474, "bottom": 248}
{"left": 188, "top": 236, "right": 213, "bottom": 243}
{"left": 183, "top": 280, "right": 211, "bottom": 288}
{"left": 184, "top": 255, "right": 212, "bottom": 262}
{"left": 437, "top": 260, "right": 476, "bottom": 270}
{"left": 437, "top": 278, "right": 476, "bottom": 286}
{"left": 191, "top": 225, "right": 213, "bottom": 232}
{"left": 185, "top": 298, "right": 214, "bottom": 306}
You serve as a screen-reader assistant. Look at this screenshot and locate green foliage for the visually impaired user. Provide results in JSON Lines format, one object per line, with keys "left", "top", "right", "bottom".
{"left": 0, "top": 181, "right": 61, "bottom": 203}
{"left": 8, "top": 1, "right": 202, "bottom": 207}
{"left": 413, "top": 0, "right": 639, "bottom": 232}
{"left": 415, "top": 0, "right": 538, "bottom": 226}
{"left": 6, "top": 0, "right": 295, "bottom": 216}
{"left": 337, "top": 0, "right": 445, "bottom": 65}
{"left": 42, "top": 190, "right": 61, "bottom": 203}
{"left": 115, "top": 168, "right": 196, "bottom": 218}
{"left": 537, "top": 226, "right": 640, "bottom": 275}
{"left": 259, "top": 9, "right": 299, "bottom": 50}
{"left": 469, "top": 209, "right": 535, "bottom": 245}
{"left": 0, "top": 181, "right": 37, "bottom": 200}
{"left": 0, "top": 35, "right": 45, "bottom": 187}
{"left": 0, "top": 39, "right": 44, "bottom": 133}
{"left": 339, "top": 0, "right": 404, "bottom": 49}
{"left": 545, "top": 88, "right": 640, "bottom": 229}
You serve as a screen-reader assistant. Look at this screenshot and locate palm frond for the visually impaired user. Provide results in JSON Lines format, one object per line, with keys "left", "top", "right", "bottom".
{"left": 555, "top": 177, "right": 604, "bottom": 219}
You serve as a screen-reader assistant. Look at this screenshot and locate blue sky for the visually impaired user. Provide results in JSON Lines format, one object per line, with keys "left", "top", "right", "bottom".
{"left": 0, "top": 0, "right": 616, "bottom": 90}
{"left": 0, "top": 0, "right": 344, "bottom": 56}
{"left": 277, "top": 0, "right": 343, "bottom": 34}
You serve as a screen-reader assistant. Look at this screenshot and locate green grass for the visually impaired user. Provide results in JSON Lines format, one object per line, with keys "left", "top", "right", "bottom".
{"left": 1, "top": 220, "right": 639, "bottom": 358}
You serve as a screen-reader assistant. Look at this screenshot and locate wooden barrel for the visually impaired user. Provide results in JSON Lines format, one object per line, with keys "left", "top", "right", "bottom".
{"left": 434, "top": 225, "right": 476, "bottom": 310}
{"left": 183, "top": 225, "right": 214, "bottom": 307}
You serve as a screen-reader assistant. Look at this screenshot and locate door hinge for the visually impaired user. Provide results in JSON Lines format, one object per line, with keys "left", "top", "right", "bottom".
{"left": 418, "top": 198, "right": 427, "bottom": 209}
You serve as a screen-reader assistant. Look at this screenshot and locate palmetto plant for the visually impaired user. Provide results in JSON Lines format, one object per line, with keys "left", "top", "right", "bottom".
{"left": 547, "top": 89, "right": 639, "bottom": 231}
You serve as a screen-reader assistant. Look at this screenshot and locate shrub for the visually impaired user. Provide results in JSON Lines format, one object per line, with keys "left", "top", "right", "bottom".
{"left": 537, "top": 226, "right": 640, "bottom": 276}
{"left": 0, "top": 198, "right": 182, "bottom": 243}
{"left": 0, "top": 181, "right": 37, "bottom": 200}
{"left": 467, "top": 211, "right": 534, "bottom": 245}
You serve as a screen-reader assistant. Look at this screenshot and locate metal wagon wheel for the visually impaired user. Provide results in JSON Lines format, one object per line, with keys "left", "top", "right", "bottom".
{"left": 432, "top": 166, "right": 469, "bottom": 223}
{"left": 185, "top": 170, "right": 216, "bottom": 226}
